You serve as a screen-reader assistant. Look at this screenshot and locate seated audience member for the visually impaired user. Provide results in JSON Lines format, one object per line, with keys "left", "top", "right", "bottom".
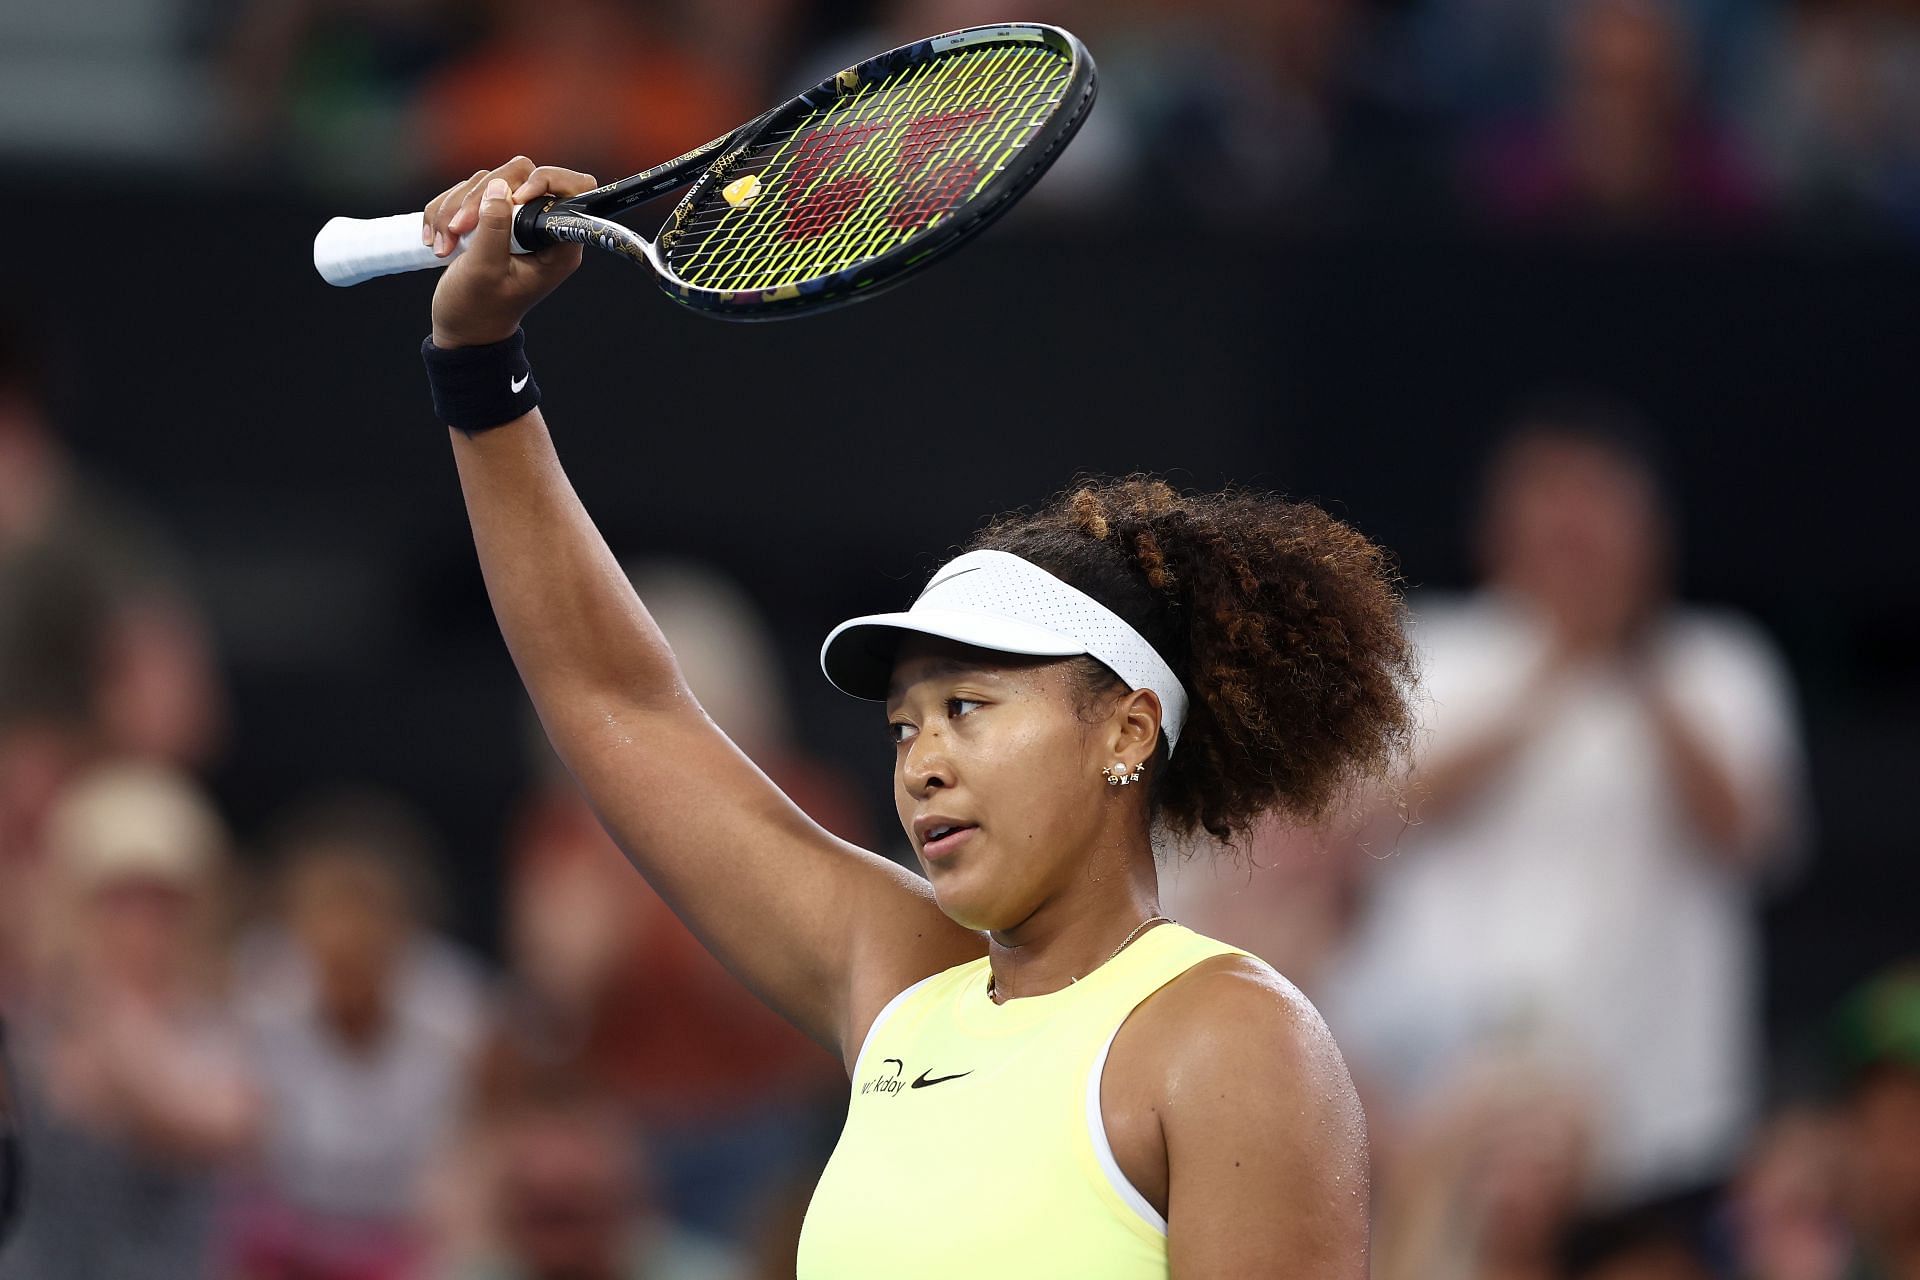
{"left": 0, "top": 317, "right": 225, "bottom": 780}
{"left": 1161, "top": 811, "right": 1371, "bottom": 996}
{"left": 1756, "top": 0, "right": 1920, "bottom": 236}
{"left": 1559, "top": 1200, "right": 1718, "bottom": 1280}
{"left": 227, "top": 792, "right": 489, "bottom": 1280}
{"left": 1, "top": 317, "right": 225, "bottom": 995}
{"left": 219, "top": 0, "right": 468, "bottom": 189}
{"left": 1722, "top": 1106, "right": 1850, "bottom": 1280}
{"left": 487, "top": 563, "right": 850, "bottom": 1241}
{"left": 1375, "top": 1056, "right": 1594, "bottom": 1280}
{"left": 1325, "top": 403, "right": 1808, "bottom": 1207}
{"left": 412, "top": 0, "right": 749, "bottom": 185}
{"left": 1466, "top": 0, "right": 1759, "bottom": 227}
{"left": 0, "top": 763, "right": 258, "bottom": 1280}
{"left": 1832, "top": 965, "right": 1920, "bottom": 1280}
{"left": 447, "top": 1085, "right": 743, "bottom": 1280}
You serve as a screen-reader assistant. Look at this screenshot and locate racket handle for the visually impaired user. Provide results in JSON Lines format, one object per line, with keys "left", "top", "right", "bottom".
{"left": 313, "top": 211, "right": 531, "bottom": 287}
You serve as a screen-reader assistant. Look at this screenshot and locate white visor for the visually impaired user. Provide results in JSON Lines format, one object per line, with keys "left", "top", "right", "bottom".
{"left": 820, "top": 549, "right": 1189, "bottom": 752}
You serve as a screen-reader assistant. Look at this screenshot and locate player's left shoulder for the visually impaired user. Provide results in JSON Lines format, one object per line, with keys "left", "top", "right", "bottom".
{"left": 1133, "top": 951, "right": 1351, "bottom": 1091}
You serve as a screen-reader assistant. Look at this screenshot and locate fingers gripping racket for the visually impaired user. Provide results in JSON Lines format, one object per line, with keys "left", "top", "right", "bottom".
{"left": 314, "top": 23, "right": 1095, "bottom": 320}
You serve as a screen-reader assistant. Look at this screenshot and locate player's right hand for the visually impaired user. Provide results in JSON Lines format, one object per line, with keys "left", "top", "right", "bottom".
{"left": 424, "top": 158, "right": 598, "bottom": 349}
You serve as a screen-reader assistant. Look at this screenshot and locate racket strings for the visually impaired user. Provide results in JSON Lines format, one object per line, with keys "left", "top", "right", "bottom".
{"left": 677, "top": 54, "right": 957, "bottom": 286}
{"left": 727, "top": 46, "right": 1060, "bottom": 284}
{"left": 771, "top": 47, "right": 1054, "bottom": 284}
{"left": 667, "top": 43, "right": 1073, "bottom": 293}
{"left": 674, "top": 66, "right": 908, "bottom": 288}
{"left": 701, "top": 47, "right": 996, "bottom": 289}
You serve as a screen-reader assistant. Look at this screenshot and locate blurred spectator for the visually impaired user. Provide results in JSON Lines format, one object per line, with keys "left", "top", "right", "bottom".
{"left": 1415, "top": 0, "right": 1766, "bottom": 121}
{"left": 226, "top": 790, "right": 489, "bottom": 1280}
{"left": 1466, "top": 0, "right": 1760, "bottom": 227}
{"left": 1324, "top": 403, "right": 1808, "bottom": 1206}
{"left": 1722, "top": 1106, "right": 1851, "bottom": 1280}
{"left": 15, "top": 0, "right": 1920, "bottom": 240}
{"left": 412, "top": 0, "right": 753, "bottom": 185}
{"left": 484, "top": 562, "right": 850, "bottom": 1242}
{"left": 220, "top": 0, "right": 471, "bottom": 192}
{"left": 0, "top": 762, "right": 259, "bottom": 1280}
{"left": 1, "top": 318, "right": 226, "bottom": 988}
{"left": 446, "top": 1085, "right": 743, "bottom": 1280}
{"left": 1752, "top": 0, "right": 1920, "bottom": 238}
{"left": 1162, "top": 811, "right": 1371, "bottom": 994}
{"left": 1560, "top": 1203, "right": 1717, "bottom": 1280}
{"left": 1375, "top": 1056, "right": 1595, "bottom": 1280}
{"left": 1831, "top": 964, "right": 1920, "bottom": 1280}
{"left": 1117, "top": 0, "right": 1436, "bottom": 223}
{"left": 0, "top": 1018, "right": 18, "bottom": 1251}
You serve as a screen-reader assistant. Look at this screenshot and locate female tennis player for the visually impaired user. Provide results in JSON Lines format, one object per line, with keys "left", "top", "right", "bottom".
{"left": 419, "top": 161, "right": 1414, "bottom": 1278}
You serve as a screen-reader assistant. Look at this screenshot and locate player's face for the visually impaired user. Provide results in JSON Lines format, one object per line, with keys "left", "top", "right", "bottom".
{"left": 887, "top": 637, "right": 1112, "bottom": 932}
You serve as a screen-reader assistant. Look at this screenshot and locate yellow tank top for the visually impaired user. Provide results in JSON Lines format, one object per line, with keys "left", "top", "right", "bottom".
{"left": 796, "top": 923, "right": 1250, "bottom": 1279}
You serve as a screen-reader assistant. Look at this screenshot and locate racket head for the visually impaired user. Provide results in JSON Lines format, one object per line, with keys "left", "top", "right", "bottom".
{"left": 651, "top": 23, "right": 1096, "bottom": 320}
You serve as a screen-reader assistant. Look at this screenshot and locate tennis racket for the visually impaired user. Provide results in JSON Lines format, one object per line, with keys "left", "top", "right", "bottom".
{"left": 313, "top": 23, "right": 1095, "bottom": 320}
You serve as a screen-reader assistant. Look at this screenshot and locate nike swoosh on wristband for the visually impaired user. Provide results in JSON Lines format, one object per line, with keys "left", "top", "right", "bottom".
{"left": 510, "top": 372, "right": 530, "bottom": 393}
{"left": 910, "top": 1069, "right": 972, "bottom": 1088}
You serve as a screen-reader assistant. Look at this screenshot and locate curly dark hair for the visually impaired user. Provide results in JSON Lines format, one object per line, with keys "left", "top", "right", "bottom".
{"left": 966, "top": 476, "right": 1416, "bottom": 844}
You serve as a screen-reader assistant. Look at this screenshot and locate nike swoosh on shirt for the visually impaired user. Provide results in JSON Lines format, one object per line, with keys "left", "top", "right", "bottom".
{"left": 910, "top": 1069, "right": 973, "bottom": 1088}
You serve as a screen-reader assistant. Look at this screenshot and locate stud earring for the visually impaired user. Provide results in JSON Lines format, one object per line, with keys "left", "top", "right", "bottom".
{"left": 1101, "top": 761, "right": 1145, "bottom": 787}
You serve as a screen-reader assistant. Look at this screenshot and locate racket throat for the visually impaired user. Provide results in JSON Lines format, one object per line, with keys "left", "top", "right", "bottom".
{"left": 528, "top": 208, "right": 663, "bottom": 274}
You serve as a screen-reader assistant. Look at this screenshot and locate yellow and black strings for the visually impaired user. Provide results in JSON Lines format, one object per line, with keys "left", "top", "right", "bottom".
{"left": 671, "top": 42, "right": 1073, "bottom": 293}
{"left": 675, "top": 70, "right": 899, "bottom": 287}
{"left": 678, "top": 49, "right": 986, "bottom": 290}
{"left": 731, "top": 47, "right": 1002, "bottom": 289}
{"left": 785, "top": 44, "right": 1070, "bottom": 282}
{"left": 753, "top": 44, "right": 1067, "bottom": 289}
{"left": 766, "top": 44, "right": 1051, "bottom": 287}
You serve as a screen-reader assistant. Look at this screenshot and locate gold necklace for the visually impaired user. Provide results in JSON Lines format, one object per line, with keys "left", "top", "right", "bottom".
{"left": 987, "top": 915, "right": 1172, "bottom": 1002}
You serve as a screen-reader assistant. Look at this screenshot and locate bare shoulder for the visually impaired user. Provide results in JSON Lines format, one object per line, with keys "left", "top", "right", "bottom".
{"left": 1137, "top": 953, "right": 1349, "bottom": 1078}
{"left": 1127, "top": 953, "right": 1371, "bottom": 1275}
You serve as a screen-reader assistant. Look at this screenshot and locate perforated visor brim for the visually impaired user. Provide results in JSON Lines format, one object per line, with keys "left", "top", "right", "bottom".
{"left": 820, "top": 609, "right": 1090, "bottom": 702}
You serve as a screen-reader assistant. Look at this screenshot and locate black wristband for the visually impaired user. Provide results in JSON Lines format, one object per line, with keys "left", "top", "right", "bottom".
{"left": 422, "top": 329, "right": 541, "bottom": 434}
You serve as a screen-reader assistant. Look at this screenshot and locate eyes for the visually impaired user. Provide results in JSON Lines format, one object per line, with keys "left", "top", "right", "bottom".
{"left": 889, "top": 698, "right": 982, "bottom": 744}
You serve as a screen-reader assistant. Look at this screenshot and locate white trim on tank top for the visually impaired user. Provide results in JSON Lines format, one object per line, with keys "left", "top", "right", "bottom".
{"left": 852, "top": 974, "right": 937, "bottom": 1073}
{"left": 1087, "top": 1022, "right": 1169, "bottom": 1235}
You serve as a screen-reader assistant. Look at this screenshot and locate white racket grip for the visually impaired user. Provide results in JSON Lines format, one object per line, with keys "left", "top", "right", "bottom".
{"left": 313, "top": 211, "right": 529, "bottom": 287}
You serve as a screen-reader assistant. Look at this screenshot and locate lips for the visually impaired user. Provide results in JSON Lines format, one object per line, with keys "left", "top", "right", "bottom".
{"left": 922, "top": 826, "right": 977, "bottom": 859}
{"left": 913, "top": 815, "right": 978, "bottom": 860}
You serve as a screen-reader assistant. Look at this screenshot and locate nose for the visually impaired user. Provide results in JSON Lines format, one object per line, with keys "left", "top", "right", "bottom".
{"left": 901, "top": 729, "right": 952, "bottom": 798}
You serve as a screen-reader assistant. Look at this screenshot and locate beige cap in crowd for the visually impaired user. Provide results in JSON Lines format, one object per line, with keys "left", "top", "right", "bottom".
{"left": 44, "top": 762, "right": 226, "bottom": 892}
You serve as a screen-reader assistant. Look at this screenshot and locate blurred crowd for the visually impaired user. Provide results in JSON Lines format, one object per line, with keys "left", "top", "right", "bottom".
{"left": 3, "top": 0, "right": 1920, "bottom": 237}
{"left": 3, "top": 331, "right": 1917, "bottom": 1275}
{"left": 1, "top": 320, "right": 859, "bottom": 1278}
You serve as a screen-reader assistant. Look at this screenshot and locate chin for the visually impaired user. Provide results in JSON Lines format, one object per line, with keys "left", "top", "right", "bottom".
{"left": 925, "top": 866, "right": 1029, "bottom": 935}
{"left": 926, "top": 880, "right": 994, "bottom": 933}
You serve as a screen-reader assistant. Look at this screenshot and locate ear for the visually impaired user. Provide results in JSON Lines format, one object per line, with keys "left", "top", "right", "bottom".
{"left": 1101, "top": 687, "right": 1163, "bottom": 766}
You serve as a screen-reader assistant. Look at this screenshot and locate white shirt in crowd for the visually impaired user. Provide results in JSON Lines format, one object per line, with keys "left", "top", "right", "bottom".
{"left": 236, "top": 930, "right": 489, "bottom": 1221}
{"left": 1321, "top": 591, "right": 1808, "bottom": 1204}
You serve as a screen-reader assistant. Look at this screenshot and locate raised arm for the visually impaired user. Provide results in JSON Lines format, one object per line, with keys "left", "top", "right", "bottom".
{"left": 421, "top": 160, "right": 981, "bottom": 1061}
